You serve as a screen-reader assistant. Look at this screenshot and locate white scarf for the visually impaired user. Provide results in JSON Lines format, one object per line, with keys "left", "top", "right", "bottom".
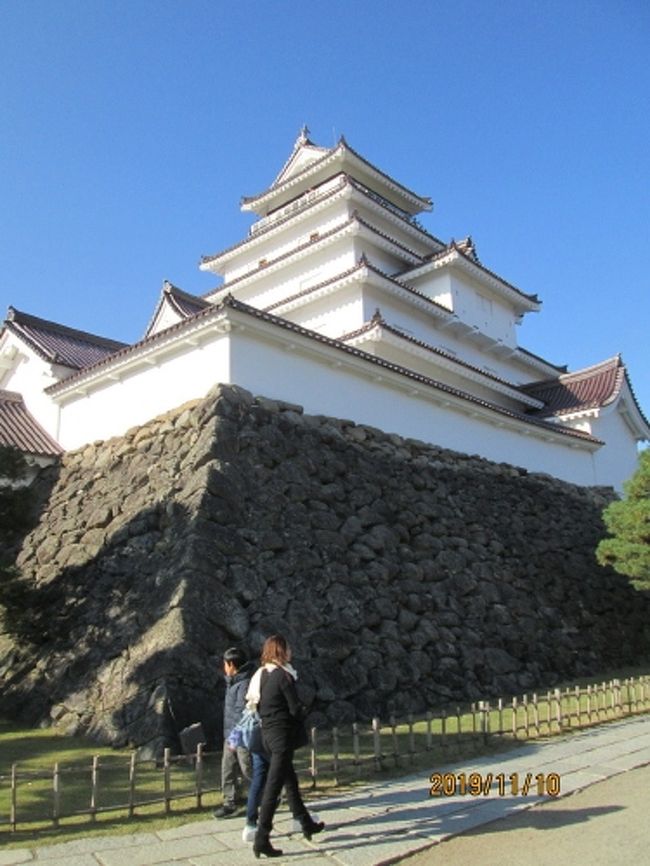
{"left": 246, "top": 662, "right": 298, "bottom": 710}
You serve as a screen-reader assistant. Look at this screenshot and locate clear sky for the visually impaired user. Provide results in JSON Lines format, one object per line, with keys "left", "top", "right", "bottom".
{"left": 2, "top": 1, "right": 649, "bottom": 418}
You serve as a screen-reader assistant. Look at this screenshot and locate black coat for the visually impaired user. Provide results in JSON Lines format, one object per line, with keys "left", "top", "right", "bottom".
{"left": 259, "top": 666, "right": 303, "bottom": 750}
{"left": 223, "top": 661, "right": 254, "bottom": 736}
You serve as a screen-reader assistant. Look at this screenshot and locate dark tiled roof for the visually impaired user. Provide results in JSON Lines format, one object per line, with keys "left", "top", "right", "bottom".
{"left": 44, "top": 294, "right": 601, "bottom": 446}
{"left": 219, "top": 298, "right": 599, "bottom": 445}
{"left": 0, "top": 390, "right": 62, "bottom": 456}
{"left": 164, "top": 283, "right": 210, "bottom": 318}
{"left": 242, "top": 136, "right": 432, "bottom": 212}
{"left": 398, "top": 242, "right": 541, "bottom": 307}
{"left": 264, "top": 256, "right": 453, "bottom": 320}
{"left": 201, "top": 174, "right": 444, "bottom": 268}
{"left": 340, "top": 314, "right": 533, "bottom": 396}
{"left": 204, "top": 213, "right": 425, "bottom": 300}
{"left": 516, "top": 346, "right": 567, "bottom": 374}
{"left": 144, "top": 281, "right": 210, "bottom": 337}
{"left": 522, "top": 356, "right": 640, "bottom": 418}
{"left": 4, "top": 308, "right": 127, "bottom": 370}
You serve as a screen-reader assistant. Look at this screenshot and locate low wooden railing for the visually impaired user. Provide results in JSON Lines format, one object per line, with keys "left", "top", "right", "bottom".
{"left": 1, "top": 675, "right": 648, "bottom": 833}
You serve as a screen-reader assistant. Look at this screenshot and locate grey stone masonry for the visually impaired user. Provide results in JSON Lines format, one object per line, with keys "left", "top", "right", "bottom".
{"left": 0, "top": 384, "right": 648, "bottom": 754}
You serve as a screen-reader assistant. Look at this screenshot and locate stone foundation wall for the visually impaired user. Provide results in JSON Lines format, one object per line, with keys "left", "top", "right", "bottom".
{"left": 1, "top": 384, "right": 647, "bottom": 756}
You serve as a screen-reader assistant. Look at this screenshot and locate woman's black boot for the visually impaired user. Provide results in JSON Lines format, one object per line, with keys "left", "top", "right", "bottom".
{"left": 300, "top": 814, "right": 325, "bottom": 841}
{"left": 253, "top": 835, "right": 283, "bottom": 859}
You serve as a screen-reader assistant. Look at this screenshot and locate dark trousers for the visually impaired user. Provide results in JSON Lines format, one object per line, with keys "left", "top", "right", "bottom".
{"left": 256, "top": 726, "right": 307, "bottom": 839}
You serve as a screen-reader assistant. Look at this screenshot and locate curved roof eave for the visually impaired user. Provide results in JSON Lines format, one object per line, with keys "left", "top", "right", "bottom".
{"left": 401, "top": 247, "right": 541, "bottom": 312}
{"left": 241, "top": 138, "right": 432, "bottom": 216}
{"left": 46, "top": 296, "right": 602, "bottom": 449}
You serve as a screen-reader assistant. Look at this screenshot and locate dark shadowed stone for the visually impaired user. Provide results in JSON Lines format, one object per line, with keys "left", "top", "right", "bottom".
{"left": 0, "top": 385, "right": 645, "bottom": 754}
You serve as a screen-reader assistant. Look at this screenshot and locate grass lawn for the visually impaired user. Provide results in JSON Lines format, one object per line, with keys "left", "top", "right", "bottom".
{"left": 1, "top": 661, "right": 649, "bottom": 850}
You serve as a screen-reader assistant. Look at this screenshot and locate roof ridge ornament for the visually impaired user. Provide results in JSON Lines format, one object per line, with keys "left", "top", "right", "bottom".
{"left": 297, "top": 124, "right": 310, "bottom": 146}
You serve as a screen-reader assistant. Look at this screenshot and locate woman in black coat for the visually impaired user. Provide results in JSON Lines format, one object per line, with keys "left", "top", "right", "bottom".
{"left": 253, "top": 634, "right": 324, "bottom": 858}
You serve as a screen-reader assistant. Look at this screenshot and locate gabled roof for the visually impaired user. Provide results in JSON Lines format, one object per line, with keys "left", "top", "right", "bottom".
{"left": 3, "top": 307, "right": 127, "bottom": 370}
{"left": 241, "top": 133, "right": 432, "bottom": 217}
{"left": 398, "top": 242, "right": 541, "bottom": 313}
{"left": 144, "top": 281, "right": 210, "bottom": 338}
{"left": 272, "top": 126, "right": 331, "bottom": 186}
{"left": 0, "top": 390, "right": 62, "bottom": 457}
{"left": 523, "top": 356, "right": 649, "bottom": 430}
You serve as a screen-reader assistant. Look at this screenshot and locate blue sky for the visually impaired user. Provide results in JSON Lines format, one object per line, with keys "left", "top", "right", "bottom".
{"left": 2, "top": 1, "right": 649, "bottom": 417}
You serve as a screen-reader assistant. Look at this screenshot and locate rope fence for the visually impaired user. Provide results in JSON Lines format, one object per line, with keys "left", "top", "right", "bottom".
{"left": 1, "top": 674, "right": 648, "bottom": 833}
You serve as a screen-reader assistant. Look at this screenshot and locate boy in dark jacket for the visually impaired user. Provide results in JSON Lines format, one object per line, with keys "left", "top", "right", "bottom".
{"left": 213, "top": 647, "right": 254, "bottom": 818}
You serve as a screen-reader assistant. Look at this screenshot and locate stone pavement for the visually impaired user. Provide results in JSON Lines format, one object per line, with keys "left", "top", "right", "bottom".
{"left": 1, "top": 714, "right": 648, "bottom": 866}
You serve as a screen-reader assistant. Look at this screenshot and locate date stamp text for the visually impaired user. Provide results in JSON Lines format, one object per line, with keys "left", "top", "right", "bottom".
{"left": 429, "top": 771, "right": 561, "bottom": 798}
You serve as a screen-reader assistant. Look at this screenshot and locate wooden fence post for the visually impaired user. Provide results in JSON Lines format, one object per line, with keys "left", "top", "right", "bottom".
{"left": 479, "top": 701, "right": 490, "bottom": 744}
{"left": 195, "top": 742, "right": 204, "bottom": 808}
{"left": 52, "top": 762, "right": 60, "bottom": 828}
{"left": 332, "top": 726, "right": 340, "bottom": 785}
{"left": 408, "top": 713, "right": 415, "bottom": 764}
{"left": 10, "top": 763, "right": 17, "bottom": 832}
{"left": 163, "top": 748, "right": 171, "bottom": 814}
{"left": 128, "top": 751, "right": 136, "bottom": 818}
{"left": 425, "top": 711, "right": 432, "bottom": 752}
{"left": 511, "top": 697, "right": 518, "bottom": 739}
{"left": 390, "top": 715, "right": 399, "bottom": 766}
{"left": 372, "top": 717, "right": 382, "bottom": 771}
{"left": 522, "top": 695, "right": 530, "bottom": 739}
{"left": 352, "top": 723, "right": 360, "bottom": 777}
{"left": 90, "top": 755, "right": 99, "bottom": 821}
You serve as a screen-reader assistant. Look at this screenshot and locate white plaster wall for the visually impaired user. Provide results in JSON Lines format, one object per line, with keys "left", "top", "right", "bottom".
{"left": 0, "top": 336, "right": 63, "bottom": 440}
{"left": 147, "top": 304, "right": 184, "bottom": 337}
{"left": 358, "top": 286, "right": 546, "bottom": 387}
{"left": 41, "top": 322, "right": 627, "bottom": 489}
{"left": 286, "top": 285, "right": 365, "bottom": 337}
{"left": 409, "top": 270, "right": 454, "bottom": 310}
{"left": 449, "top": 273, "right": 517, "bottom": 345}
{"left": 236, "top": 247, "right": 357, "bottom": 310}
{"left": 55, "top": 335, "right": 231, "bottom": 450}
{"left": 590, "top": 406, "right": 644, "bottom": 490}
{"left": 353, "top": 201, "right": 435, "bottom": 259}
{"left": 228, "top": 328, "right": 599, "bottom": 487}
{"left": 224, "top": 210, "right": 349, "bottom": 283}
{"left": 372, "top": 341, "right": 522, "bottom": 410}
{"left": 354, "top": 237, "right": 409, "bottom": 277}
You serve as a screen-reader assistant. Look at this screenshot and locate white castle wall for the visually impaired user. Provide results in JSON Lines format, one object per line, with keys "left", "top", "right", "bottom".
{"left": 46, "top": 316, "right": 635, "bottom": 489}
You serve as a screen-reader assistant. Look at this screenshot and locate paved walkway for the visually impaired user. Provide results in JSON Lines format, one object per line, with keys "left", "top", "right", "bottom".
{"left": 0, "top": 714, "right": 649, "bottom": 866}
{"left": 396, "top": 762, "right": 650, "bottom": 866}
